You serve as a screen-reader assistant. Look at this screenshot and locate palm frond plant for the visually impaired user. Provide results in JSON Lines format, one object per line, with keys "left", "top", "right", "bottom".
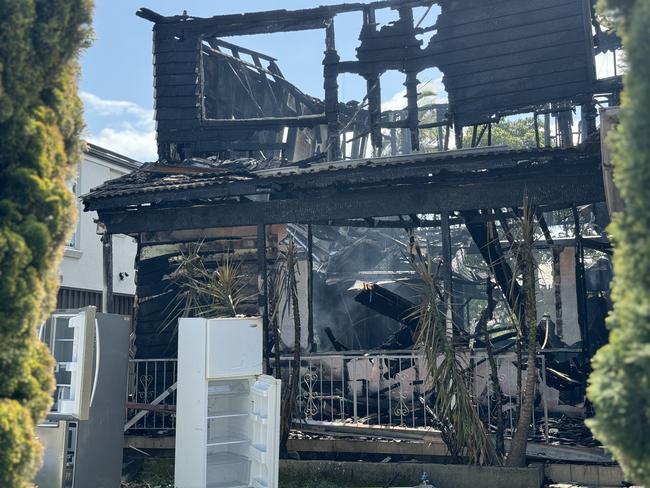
{"left": 411, "top": 254, "right": 500, "bottom": 465}
{"left": 159, "top": 241, "right": 250, "bottom": 336}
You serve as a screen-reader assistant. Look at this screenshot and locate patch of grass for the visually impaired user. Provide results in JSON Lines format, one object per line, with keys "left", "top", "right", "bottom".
{"left": 122, "top": 458, "right": 174, "bottom": 488}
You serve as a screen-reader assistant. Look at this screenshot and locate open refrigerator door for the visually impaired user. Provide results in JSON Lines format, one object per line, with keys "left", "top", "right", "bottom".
{"left": 40, "top": 307, "right": 96, "bottom": 420}
{"left": 249, "top": 375, "right": 281, "bottom": 488}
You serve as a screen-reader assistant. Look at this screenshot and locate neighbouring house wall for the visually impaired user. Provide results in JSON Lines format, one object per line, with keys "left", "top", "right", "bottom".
{"left": 58, "top": 151, "right": 138, "bottom": 296}
{"left": 558, "top": 246, "right": 581, "bottom": 346}
{"left": 534, "top": 245, "right": 581, "bottom": 347}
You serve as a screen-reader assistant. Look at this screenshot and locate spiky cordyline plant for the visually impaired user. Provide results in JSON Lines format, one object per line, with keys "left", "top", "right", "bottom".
{"left": 411, "top": 255, "right": 500, "bottom": 465}
{"left": 505, "top": 195, "right": 539, "bottom": 467}
{"left": 160, "top": 241, "right": 249, "bottom": 334}
{"left": 277, "top": 236, "right": 301, "bottom": 456}
{"left": 267, "top": 251, "right": 288, "bottom": 379}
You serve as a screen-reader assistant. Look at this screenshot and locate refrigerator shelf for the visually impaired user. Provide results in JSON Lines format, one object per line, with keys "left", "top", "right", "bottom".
{"left": 207, "top": 392, "right": 249, "bottom": 399}
{"left": 206, "top": 435, "right": 250, "bottom": 447}
{"left": 208, "top": 380, "right": 250, "bottom": 397}
{"left": 207, "top": 412, "right": 249, "bottom": 420}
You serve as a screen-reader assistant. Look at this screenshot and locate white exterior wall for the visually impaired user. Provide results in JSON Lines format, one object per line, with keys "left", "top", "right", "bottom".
{"left": 58, "top": 150, "right": 138, "bottom": 295}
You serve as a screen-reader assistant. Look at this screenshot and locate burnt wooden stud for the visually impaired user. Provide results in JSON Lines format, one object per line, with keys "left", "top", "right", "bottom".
{"left": 102, "top": 233, "right": 114, "bottom": 314}
{"left": 257, "top": 224, "right": 270, "bottom": 373}
{"left": 405, "top": 71, "right": 420, "bottom": 152}
{"left": 307, "top": 224, "right": 316, "bottom": 352}
{"left": 324, "top": 20, "right": 341, "bottom": 161}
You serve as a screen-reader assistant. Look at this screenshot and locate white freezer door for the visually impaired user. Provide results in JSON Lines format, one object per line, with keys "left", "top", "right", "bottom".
{"left": 249, "top": 375, "right": 281, "bottom": 488}
{"left": 41, "top": 307, "right": 96, "bottom": 420}
{"left": 206, "top": 318, "right": 263, "bottom": 378}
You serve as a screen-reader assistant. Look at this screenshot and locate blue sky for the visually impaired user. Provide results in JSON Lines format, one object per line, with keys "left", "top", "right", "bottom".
{"left": 80, "top": 1, "right": 444, "bottom": 161}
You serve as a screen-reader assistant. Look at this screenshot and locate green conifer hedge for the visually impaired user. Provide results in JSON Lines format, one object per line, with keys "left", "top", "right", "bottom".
{"left": 0, "top": 1, "right": 92, "bottom": 485}
{"left": 588, "top": 0, "right": 650, "bottom": 484}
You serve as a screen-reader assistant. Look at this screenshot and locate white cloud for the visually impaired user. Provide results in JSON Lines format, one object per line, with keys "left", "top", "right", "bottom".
{"left": 381, "top": 77, "right": 448, "bottom": 112}
{"left": 90, "top": 126, "right": 157, "bottom": 162}
{"left": 81, "top": 91, "right": 153, "bottom": 121}
{"left": 81, "top": 91, "right": 157, "bottom": 162}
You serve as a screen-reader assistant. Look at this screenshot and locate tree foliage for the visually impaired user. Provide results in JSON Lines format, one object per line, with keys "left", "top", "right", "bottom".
{"left": 418, "top": 115, "right": 543, "bottom": 152}
{"left": 462, "top": 117, "right": 543, "bottom": 149}
{"left": 0, "top": 1, "right": 92, "bottom": 485}
{"left": 587, "top": 0, "right": 650, "bottom": 484}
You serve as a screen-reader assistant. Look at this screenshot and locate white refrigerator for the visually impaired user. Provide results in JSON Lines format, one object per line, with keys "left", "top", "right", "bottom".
{"left": 175, "top": 317, "right": 281, "bottom": 488}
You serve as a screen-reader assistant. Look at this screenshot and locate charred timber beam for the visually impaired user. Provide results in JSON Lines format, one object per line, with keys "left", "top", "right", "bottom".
{"left": 463, "top": 215, "right": 524, "bottom": 323}
{"left": 405, "top": 70, "right": 420, "bottom": 152}
{"left": 314, "top": 212, "right": 523, "bottom": 228}
{"left": 354, "top": 282, "right": 466, "bottom": 348}
{"left": 97, "top": 168, "right": 604, "bottom": 234}
{"left": 536, "top": 209, "right": 554, "bottom": 245}
{"left": 354, "top": 283, "right": 420, "bottom": 349}
{"left": 324, "top": 20, "right": 341, "bottom": 161}
{"left": 102, "top": 233, "right": 114, "bottom": 313}
{"left": 307, "top": 224, "right": 316, "bottom": 352}
{"left": 354, "top": 283, "right": 418, "bottom": 330}
{"left": 201, "top": 114, "right": 327, "bottom": 129}
{"left": 257, "top": 224, "right": 270, "bottom": 373}
{"left": 211, "top": 38, "right": 278, "bottom": 62}
{"left": 138, "top": 2, "right": 434, "bottom": 34}
{"left": 365, "top": 72, "right": 383, "bottom": 153}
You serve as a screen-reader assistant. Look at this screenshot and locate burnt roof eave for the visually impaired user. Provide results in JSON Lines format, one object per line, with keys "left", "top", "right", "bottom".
{"left": 82, "top": 145, "right": 600, "bottom": 214}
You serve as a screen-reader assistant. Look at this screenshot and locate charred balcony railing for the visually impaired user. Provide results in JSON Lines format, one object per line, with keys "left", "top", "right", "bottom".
{"left": 279, "top": 351, "right": 549, "bottom": 442}
{"left": 124, "top": 352, "right": 549, "bottom": 442}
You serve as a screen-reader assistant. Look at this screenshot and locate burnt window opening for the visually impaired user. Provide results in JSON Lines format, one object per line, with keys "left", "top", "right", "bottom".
{"left": 199, "top": 38, "right": 322, "bottom": 122}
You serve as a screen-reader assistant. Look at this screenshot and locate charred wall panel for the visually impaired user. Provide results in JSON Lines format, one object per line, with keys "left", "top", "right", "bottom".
{"left": 433, "top": 0, "right": 595, "bottom": 125}
{"left": 152, "top": 24, "right": 201, "bottom": 161}
{"left": 151, "top": 22, "right": 322, "bottom": 161}
{"left": 133, "top": 229, "right": 277, "bottom": 359}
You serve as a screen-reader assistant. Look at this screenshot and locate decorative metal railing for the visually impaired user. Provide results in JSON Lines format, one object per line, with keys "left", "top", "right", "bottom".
{"left": 124, "top": 351, "right": 549, "bottom": 442}
{"left": 125, "top": 358, "right": 178, "bottom": 432}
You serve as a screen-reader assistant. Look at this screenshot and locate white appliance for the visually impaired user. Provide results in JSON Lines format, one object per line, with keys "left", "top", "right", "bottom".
{"left": 36, "top": 309, "right": 130, "bottom": 488}
{"left": 39, "top": 307, "right": 96, "bottom": 421}
{"left": 175, "top": 317, "right": 281, "bottom": 488}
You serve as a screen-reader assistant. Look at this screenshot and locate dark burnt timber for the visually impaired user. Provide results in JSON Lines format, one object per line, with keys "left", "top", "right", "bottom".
{"left": 354, "top": 283, "right": 418, "bottom": 333}
{"left": 138, "top": 0, "right": 614, "bottom": 161}
{"left": 85, "top": 146, "right": 600, "bottom": 210}
{"left": 463, "top": 215, "right": 524, "bottom": 323}
{"left": 84, "top": 146, "right": 604, "bottom": 235}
